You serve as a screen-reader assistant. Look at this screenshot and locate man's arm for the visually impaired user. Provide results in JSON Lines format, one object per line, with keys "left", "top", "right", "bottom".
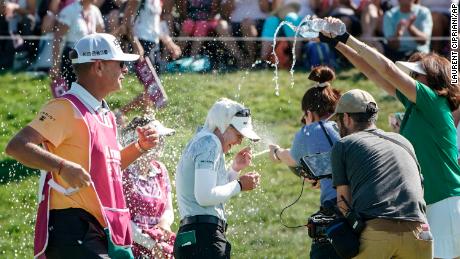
{"left": 50, "top": 22, "right": 69, "bottom": 79}
{"left": 5, "top": 126, "right": 91, "bottom": 188}
{"left": 336, "top": 185, "right": 352, "bottom": 215}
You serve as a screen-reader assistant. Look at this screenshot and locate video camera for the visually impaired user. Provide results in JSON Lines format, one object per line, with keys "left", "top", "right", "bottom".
{"left": 289, "top": 152, "right": 333, "bottom": 180}
{"left": 307, "top": 199, "right": 366, "bottom": 240}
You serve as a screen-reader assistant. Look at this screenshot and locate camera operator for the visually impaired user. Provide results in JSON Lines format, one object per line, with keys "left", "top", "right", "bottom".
{"left": 269, "top": 66, "right": 342, "bottom": 259}
{"left": 330, "top": 89, "right": 432, "bottom": 258}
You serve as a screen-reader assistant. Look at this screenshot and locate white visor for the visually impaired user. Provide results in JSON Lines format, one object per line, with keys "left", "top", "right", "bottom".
{"left": 395, "top": 61, "right": 427, "bottom": 76}
{"left": 149, "top": 120, "right": 175, "bottom": 136}
{"left": 230, "top": 116, "right": 261, "bottom": 141}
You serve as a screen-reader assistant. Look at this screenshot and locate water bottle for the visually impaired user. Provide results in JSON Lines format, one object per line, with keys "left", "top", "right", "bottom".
{"left": 298, "top": 19, "right": 346, "bottom": 38}
{"left": 418, "top": 223, "right": 433, "bottom": 241}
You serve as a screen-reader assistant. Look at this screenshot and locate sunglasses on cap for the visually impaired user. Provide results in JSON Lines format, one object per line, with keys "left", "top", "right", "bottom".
{"left": 235, "top": 108, "right": 251, "bottom": 117}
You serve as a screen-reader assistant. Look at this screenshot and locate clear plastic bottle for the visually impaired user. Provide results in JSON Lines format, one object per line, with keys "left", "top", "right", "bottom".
{"left": 298, "top": 19, "right": 346, "bottom": 38}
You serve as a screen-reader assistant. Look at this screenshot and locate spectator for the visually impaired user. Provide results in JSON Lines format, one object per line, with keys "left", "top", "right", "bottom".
{"left": 268, "top": 65, "right": 342, "bottom": 259}
{"left": 217, "top": 0, "right": 269, "bottom": 66}
{"left": 0, "top": 2, "right": 15, "bottom": 70}
{"left": 121, "top": 116, "right": 176, "bottom": 258}
{"left": 173, "top": 98, "right": 261, "bottom": 258}
{"left": 114, "top": 0, "right": 182, "bottom": 121}
{"left": 382, "top": 0, "right": 432, "bottom": 61}
{"left": 5, "top": 33, "right": 157, "bottom": 258}
{"left": 310, "top": 0, "right": 361, "bottom": 35}
{"left": 330, "top": 89, "right": 431, "bottom": 258}
{"left": 0, "top": 0, "right": 36, "bottom": 69}
{"left": 420, "top": 0, "right": 450, "bottom": 56}
{"left": 51, "top": 0, "right": 105, "bottom": 87}
{"left": 95, "top": 0, "right": 121, "bottom": 34}
{"left": 260, "top": 0, "right": 312, "bottom": 63}
{"left": 321, "top": 17, "right": 460, "bottom": 258}
{"left": 40, "top": 0, "right": 74, "bottom": 34}
{"left": 131, "top": 0, "right": 181, "bottom": 67}
{"left": 359, "top": 0, "right": 395, "bottom": 53}
{"left": 177, "top": 0, "right": 220, "bottom": 57}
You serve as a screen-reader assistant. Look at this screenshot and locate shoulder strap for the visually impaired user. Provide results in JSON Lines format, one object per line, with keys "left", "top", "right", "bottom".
{"left": 319, "top": 121, "right": 333, "bottom": 147}
{"left": 366, "top": 130, "right": 424, "bottom": 188}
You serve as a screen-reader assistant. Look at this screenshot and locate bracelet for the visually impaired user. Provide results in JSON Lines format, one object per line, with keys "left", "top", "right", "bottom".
{"left": 135, "top": 140, "right": 147, "bottom": 153}
{"left": 237, "top": 180, "right": 243, "bottom": 191}
{"left": 57, "top": 160, "right": 65, "bottom": 175}
{"left": 273, "top": 148, "right": 281, "bottom": 161}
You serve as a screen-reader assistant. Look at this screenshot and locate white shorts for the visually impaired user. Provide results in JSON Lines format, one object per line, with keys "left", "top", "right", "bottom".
{"left": 427, "top": 196, "right": 460, "bottom": 258}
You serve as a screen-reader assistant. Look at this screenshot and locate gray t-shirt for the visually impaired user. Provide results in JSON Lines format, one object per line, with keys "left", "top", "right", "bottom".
{"left": 331, "top": 129, "right": 426, "bottom": 222}
{"left": 290, "top": 120, "right": 340, "bottom": 205}
{"left": 175, "top": 128, "right": 229, "bottom": 221}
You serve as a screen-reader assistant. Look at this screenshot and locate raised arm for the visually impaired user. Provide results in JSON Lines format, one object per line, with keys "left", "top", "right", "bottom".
{"left": 345, "top": 35, "right": 417, "bottom": 102}
{"left": 324, "top": 17, "right": 418, "bottom": 102}
{"left": 121, "top": 125, "right": 159, "bottom": 170}
{"left": 335, "top": 42, "right": 397, "bottom": 96}
{"left": 50, "top": 22, "right": 69, "bottom": 79}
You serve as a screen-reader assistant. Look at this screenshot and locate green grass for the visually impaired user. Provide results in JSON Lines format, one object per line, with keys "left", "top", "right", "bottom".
{"left": 0, "top": 69, "right": 403, "bottom": 258}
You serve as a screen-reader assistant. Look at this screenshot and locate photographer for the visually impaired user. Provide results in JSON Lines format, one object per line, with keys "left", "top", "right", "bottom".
{"left": 269, "top": 66, "right": 342, "bottom": 259}
{"left": 330, "top": 89, "right": 431, "bottom": 258}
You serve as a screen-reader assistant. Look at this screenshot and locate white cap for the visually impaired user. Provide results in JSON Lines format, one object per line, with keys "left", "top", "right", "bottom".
{"left": 395, "top": 61, "right": 427, "bottom": 76}
{"left": 205, "top": 98, "right": 261, "bottom": 141}
{"left": 149, "top": 120, "right": 175, "bottom": 136}
{"left": 72, "top": 33, "right": 139, "bottom": 64}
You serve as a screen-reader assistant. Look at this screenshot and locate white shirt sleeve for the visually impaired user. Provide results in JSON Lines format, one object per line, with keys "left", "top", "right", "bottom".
{"left": 92, "top": 6, "right": 104, "bottom": 30}
{"left": 227, "top": 167, "right": 239, "bottom": 182}
{"left": 57, "top": 4, "right": 75, "bottom": 27}
{"left": 194, "top": 169, "right": 241, "bottom": 206}
{"left": 130, "top": 221, "right": 156, "bottom": 250}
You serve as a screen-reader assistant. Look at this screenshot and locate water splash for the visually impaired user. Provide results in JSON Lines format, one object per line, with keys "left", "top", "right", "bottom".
{"left": 271, "top": 16, "right": 316, "bottom": 95}
{"left": 289, "top": 15, "right": 314, "bottom": 89}
{"left": 252, "top": 149, "right": 269, "bottom": 158}
{"left": 271, "top": 21, "right": 295, "bottom": 96}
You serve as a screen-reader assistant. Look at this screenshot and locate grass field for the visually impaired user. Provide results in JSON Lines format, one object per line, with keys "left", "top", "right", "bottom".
{"left": 0, "top": 68, "right": 403, "bottom": 258}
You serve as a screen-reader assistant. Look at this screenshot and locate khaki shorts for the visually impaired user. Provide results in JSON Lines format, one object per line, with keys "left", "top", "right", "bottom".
{"left": 354, "top": 218, "right": 432, "bottom": 259}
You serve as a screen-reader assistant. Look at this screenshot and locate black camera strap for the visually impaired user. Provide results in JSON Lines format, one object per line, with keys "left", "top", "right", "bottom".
{"left": 366, "top": 130, "right": 424, "bottom": 188}
{"left": 319, "top": 121, "right": 333, "bottom": 147}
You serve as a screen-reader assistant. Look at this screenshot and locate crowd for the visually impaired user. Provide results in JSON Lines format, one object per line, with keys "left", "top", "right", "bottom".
{"left": 0, "top": 0, "right": 453, "bottom": 72}
{"left": 3, "top": 13, "right": 460, "bottom": 259}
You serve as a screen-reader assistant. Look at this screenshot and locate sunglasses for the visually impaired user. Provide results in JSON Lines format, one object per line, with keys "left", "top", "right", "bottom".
{"left": 409, "top": 71, "right": 419, "bottom": 79}
{"left": 235, "top": 108, "right": 251, "bottom": 117}
{"left": 119, "top": 61, "right": 126, "bottom": 69}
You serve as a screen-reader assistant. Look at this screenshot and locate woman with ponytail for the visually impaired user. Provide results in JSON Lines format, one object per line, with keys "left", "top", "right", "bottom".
{"left": 269, "top": 66, "right": 342, "bottom": 259}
